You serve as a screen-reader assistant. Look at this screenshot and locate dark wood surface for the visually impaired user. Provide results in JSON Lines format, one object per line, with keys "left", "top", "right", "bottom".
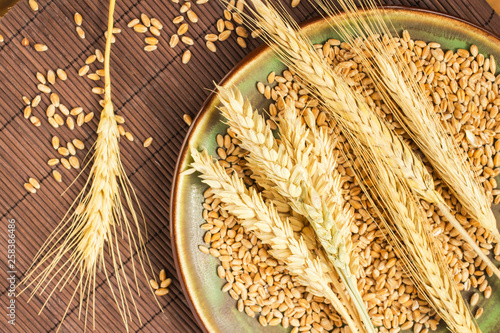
{"left": 0, "top": 0, "right": 499, "bottom": 332}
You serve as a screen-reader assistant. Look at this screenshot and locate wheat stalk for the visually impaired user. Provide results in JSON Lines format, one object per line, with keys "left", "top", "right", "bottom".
{"left": 188, "top": 148, "right": 360, "bottom": 332}
{"left": 216, "top": 85, "right": 374, "bottom": 333}
{"left": 245, "top": 1, "right": 479, "bottom": 332}
{"left": 311, "top": 0, "right": 500, "bottom": 280}
{"left": 20, "top": 1, "right": 154, "bottom": 331}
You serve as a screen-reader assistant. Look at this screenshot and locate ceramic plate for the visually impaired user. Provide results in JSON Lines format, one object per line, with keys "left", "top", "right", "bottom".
{"left": 171, "top": 7, "right": 500, "bottom": 332}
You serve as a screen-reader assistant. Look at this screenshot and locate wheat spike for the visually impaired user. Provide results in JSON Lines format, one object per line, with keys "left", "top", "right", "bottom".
{"left": 312, "top": 0, "right": 500, "bottom": 280}
{"left": 189, "top": 148, "right": 360, "bottom": 332}
{"left": 247, "top": 0, "right": 500, "bottom": 280}
{"left": 349, "top": 140, "right": 480, "bottom": 333}
{"left": 20, "top": 1, "right": 156, "bottom": 331}
{"left": 216, "top": 85, "right": 373, "bottom": 333}
{"left": 246, "top": 1, "right": 479, "bottom": 332}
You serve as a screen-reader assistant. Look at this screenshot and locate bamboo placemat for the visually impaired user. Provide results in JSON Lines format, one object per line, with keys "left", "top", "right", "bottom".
{"left": 0, "top": 0, "right": 499, "bottom": 332}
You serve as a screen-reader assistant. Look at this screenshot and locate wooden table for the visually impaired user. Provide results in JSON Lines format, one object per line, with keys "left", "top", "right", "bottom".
{"left": 0, "top": 0, "right": 499, "bottom": 332}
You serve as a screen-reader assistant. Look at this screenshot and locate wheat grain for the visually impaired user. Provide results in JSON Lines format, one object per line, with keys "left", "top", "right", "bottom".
{"left": 48, "top": 118, "right": 58, "bottom": 128}
{"left": 54, "top": 114, "right": 64, "bottom": 126}
{"left": 48, "top": 159, "right": 59, "bottom": 166}
{"left": 182, "top": 50, "right": 191, "bottom": 64}
{"left": 79, "top": 65, "right": 90, "bottom": 76}
{"left": 173, "top": 16, "right": 184, "bottom": 24}
{"left": 150, "top": 27, "right": 161, "bottom": 36}
{"left": 76, "top": 27, "right": 85, "bottom": 39}
{"left": 143, "top": 137, "right": 153, "bottom": 148}
{"left": 29, "top": 0, "right": 38, "bottom": 11}
{"left": 30, "top": 116, "right": 41, "bottom": 126}
{"left": 23, "top": 106, "right": 31, "bottom": 119}
{"left": 180, "top": 2, "right": 191, "bottom": 13}
{"left": 95, "top": 49, "right": 104, "bottom": 62}
{"left": 34, "top": 43, "right": 48, "bottom": 52}
{"left": 181, "top": 36, "right": 194, "bottom": 45}
{"left": 32, "top": 95, "right": 41, "bottom": 107}
{"left": 206, "top": 41, "right": 216, "bottom": 52}
{"left": 219, "top": 30, "right": 231, "bottom": 41}
{"left": 50, "top": 93, "right": 60, "bottom": 107}
{"left": 24, "top": 182, "right": 36, "bottom": 193}
{"left": 183, "top": 114, "right": 192, "bottom": 125}
{"left": 29, "top": 177, "right": 40, "bottom": 189}
{"left": 69, "top": 156, "right": 80, "bottom": 169}
{"left": 52, "top": 170, "right": 62, "bottom": 182}
{"left": 145, "top": 37, "right": 158, "bottom": 45}
{"left": 74, "top": 12, "right": 83, "bottom": 26}
{"left": 178, "top": 23, "right": 189, "bottom": 35}
{"left": 52, "top": 136, "right": 60, "bottom": 149}
{"left": 38, "top": 84, "right": 51, "bottom": 94}
{"left": 144, "top": 45, "right": 157, "bottom": 52}
{"left": 187, "top": 10, "right": 198, "bottom": 23}
{"left": 56, "top": 69, "right": 67, "bottom": 81}
{"left": 169, "top": 34, "right": 179, "bottom": 48}
{"left": 59, "top": 104, "right": 70, "bottom": 116}
{"left": 151, "top": 18, "right": 163, "bottom": 30}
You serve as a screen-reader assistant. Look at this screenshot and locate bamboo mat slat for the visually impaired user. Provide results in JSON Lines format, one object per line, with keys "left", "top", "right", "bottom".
{"left": 0, "top": 0, "right": 499, "bottom": 332}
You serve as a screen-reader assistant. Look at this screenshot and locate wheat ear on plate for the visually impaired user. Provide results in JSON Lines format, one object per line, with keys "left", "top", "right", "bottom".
{"left": 245, "top": 0, "right": 500, "bottom": 281}
{"left": 216, "top": 85, "right": 374, "bottom": 333}
{"left": 188, "top": 148, "right": 361, "bottom": 333}
{"left": 312, "top": 0, "right": 500, "bottom": 279}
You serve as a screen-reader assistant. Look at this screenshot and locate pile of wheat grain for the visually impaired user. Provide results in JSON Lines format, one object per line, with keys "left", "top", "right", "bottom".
{"left": 197, "top": 33, "right": 499, "bottom": 333}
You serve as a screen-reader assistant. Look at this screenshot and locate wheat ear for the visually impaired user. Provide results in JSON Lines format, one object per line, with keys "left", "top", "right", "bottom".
{"left": 246, "top": 2, "right": 479, "bottom": 332}
{"left": 20, "top": 1, "right": 154, "bottom": 330}
{"left": 350, "top": 141, "right": 481, "bottom": 333}
{"left": 189, "top": 148, "right": 360, "bottom": 332}
{"left": 216, "top": 85, "right": 373, "bottom": 333}
{"left": 312, "top": 0, "right": 500, "bottom": 279}
{"left": 247, "top": 0, "right": 500, "bottom": 280}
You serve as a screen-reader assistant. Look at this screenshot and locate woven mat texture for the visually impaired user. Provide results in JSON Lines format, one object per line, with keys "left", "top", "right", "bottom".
{"left": 0, "top": 0, "right": 499, "bottom": 332}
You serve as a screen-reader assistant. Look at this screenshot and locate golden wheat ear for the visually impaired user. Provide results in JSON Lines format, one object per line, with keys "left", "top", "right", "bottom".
{"left": 312, "top": 0, "right": 500, "bottom": 280}
{"left": 20, "top": 0, "right": 159, "bottom": 331}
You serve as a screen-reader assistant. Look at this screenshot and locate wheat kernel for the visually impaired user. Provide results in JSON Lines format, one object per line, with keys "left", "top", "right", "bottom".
{"left": 34, "top": 44, "right": 49, "bottom": 52}
{"left": 52, "top": 170, "right": 62, "bottom": 182}
{"left": 182, "top": 50, "right": 191, "bottom": 64}
{"left": 143, "top": 137, "right": 153, "bottom": 148}
{"left": 24, "top": 182, "right": 36, "bottom": 193}
{"left": 74, "top": 12, "right": 83, "bottom": 26}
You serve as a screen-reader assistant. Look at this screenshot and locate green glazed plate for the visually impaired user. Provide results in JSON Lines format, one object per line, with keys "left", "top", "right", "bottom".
{"left": 171, "top": 7, "right": 500, "bottom": 333}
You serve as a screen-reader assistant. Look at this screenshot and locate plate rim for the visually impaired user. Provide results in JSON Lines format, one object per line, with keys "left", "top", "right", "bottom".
{"left": 169, "top": 6, "right": 500, "bottom": 333}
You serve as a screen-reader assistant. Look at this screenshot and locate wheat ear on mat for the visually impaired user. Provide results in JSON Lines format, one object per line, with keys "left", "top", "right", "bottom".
{"left": 313, "top": 0, "right": 500, "bottom": 279}
{"left": 246, "top": 0, "right": 500, "bottom": 280}
{"left": 188, "top": 148, "right": 360, "bottom": 332}
{"left": 216, "top": 85, "right": 373, "bottom": 332}
{"left": 216, "top": 84, "right": 374, "bottom": 333}
{"left": 20, "top": 0, "right": 156, "bottom": 331}
{"left": 246, "top": 1, "right": 479, "bottom": 332}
